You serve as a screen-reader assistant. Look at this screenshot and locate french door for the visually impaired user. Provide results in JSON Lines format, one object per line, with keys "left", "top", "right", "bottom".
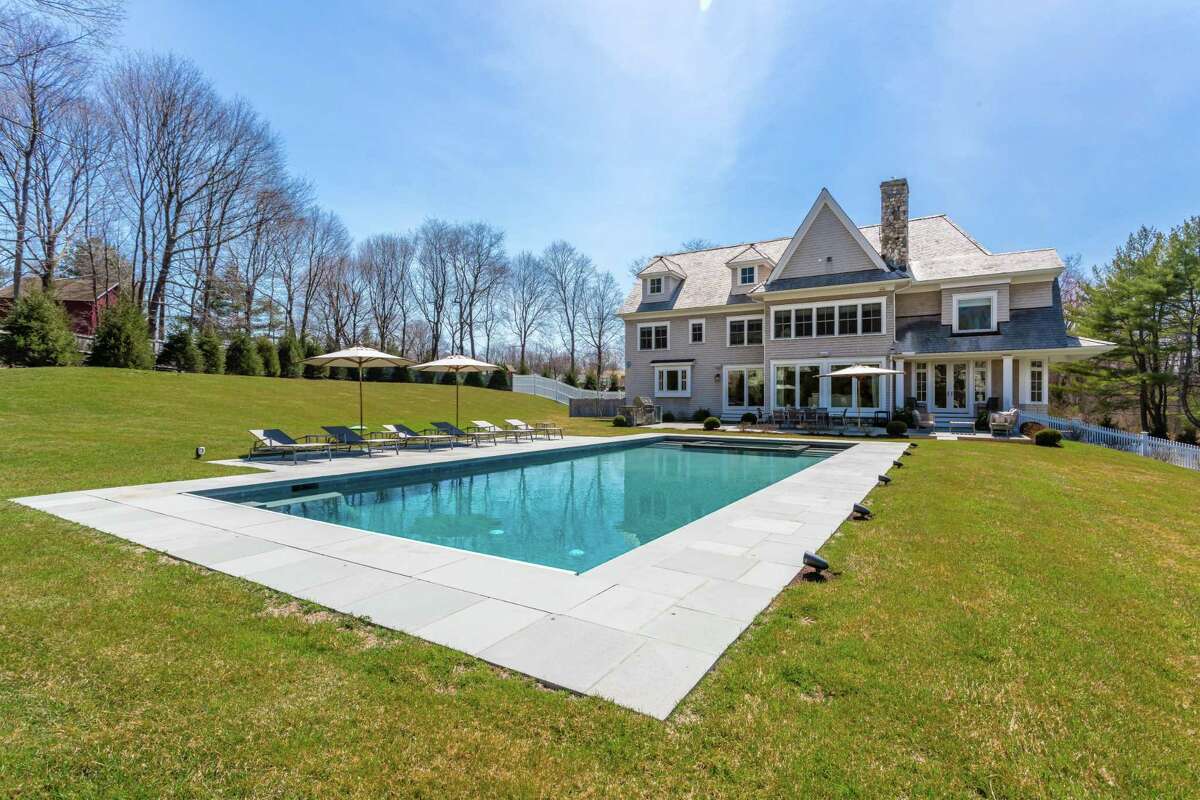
{"left": 724, "top": 366, "right": 765, "bottom": 414}
{"left": 922, "top": 361, "right": 988, "bottom": 412}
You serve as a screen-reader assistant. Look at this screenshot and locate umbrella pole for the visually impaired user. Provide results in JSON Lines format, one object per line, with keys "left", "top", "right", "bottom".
{"left": 358, "top": 364, "right": 364, "bottom": 432}
{"left": 455, "top": 370, "right": 460, "bottom": 427}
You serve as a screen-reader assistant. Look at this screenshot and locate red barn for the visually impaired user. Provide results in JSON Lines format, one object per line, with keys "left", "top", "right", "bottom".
{"left": 0, "top": 277, "right": 121, "bottom": 336}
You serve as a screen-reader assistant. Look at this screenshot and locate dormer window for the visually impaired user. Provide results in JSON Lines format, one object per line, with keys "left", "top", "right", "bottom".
{"left": 953, "top": 291, "right": 998, "bottom": 333}
{"left": 648, "top": 277, "right": 663, "bottom": 295}
{"left": 738, "top": 265, "right": 756, "bottom": 286}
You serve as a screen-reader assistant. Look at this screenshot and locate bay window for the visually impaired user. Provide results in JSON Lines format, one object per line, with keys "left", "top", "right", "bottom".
{"left": 655, "top": 365, "right": 691, "bottom": 398}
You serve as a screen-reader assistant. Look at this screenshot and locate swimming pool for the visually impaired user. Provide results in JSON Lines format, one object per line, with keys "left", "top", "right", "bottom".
{"left": 196, "top": 438, "right": 830, "bottom": 572}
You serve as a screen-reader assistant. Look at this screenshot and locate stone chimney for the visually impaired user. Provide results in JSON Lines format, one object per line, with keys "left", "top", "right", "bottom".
{"left": 879, "top": 178, "right": 909, "bottom": 270}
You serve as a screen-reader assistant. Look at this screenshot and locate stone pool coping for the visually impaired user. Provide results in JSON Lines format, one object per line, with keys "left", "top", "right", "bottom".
{"left": 15, "top": 433, "right": 908, "bottom": 719}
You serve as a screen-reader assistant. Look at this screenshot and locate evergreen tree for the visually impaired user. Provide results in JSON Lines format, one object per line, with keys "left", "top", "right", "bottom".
{"left": 487, "top": 367, "right": 509, "bottom": 390}
{"left": 277, "top": 334, "right": 302, "bottom": 378}
{"left": 87, "top": 299, "right": 154, "bottom": 370}
{"left": 197, "top": 327, "right": 225, "bottom": 374}
{"left": 302, "top": 338, "right": 328, "bottom": 379}
{"left": 463, "top": 370, "right": 484, "bottom": 388}
{"left": 255, "top": 336, "right": 280, "bottom": 377}
{"left": 1066, "top": 227, "right": 1180, "bottom": 436}
{"left": 0, "top": 289, "right": 78, "bottom": 366}
{"left": 225, "top": 332, "right": 264, "bottom": 376}
{"left": 157, "top": 328, "right": 202, "bottom": 373}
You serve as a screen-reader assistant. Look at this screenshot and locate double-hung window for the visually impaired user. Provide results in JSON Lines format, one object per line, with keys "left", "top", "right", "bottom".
{"left": 728, "top": 316, "right": 763, "bottom": 347}
{"left": 815, "top": 306, "right": 836, "bottom": 337}
{"left": 689, "top": 319, "right": 705, "bottom": 344}
{"left": 953, "top": 291, "right": 997, "bottom": 333}
{"left": 655, "top": 365, "right": 691, "bottom": 397}
{"left": 1024, "top": 359, "right": 1047, "bottom": 404}
{"left": 838, "top": 305, "right": 858, "bottom": 336}
{"left": 861, "top": 302, "right": 883, "bottom": 334}
{"left": 638, "top": 323, "right": 669, "bottom": 351}
{"left": 647, "top": 277, "right": 663, "bottom": 295}
{"left": 772, "top": 309, "right": 792, "bottom": 339}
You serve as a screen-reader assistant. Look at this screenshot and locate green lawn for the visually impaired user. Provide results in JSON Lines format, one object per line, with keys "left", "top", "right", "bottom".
{"left": 1, "top": 368, "right": 1197, "bottom": 797}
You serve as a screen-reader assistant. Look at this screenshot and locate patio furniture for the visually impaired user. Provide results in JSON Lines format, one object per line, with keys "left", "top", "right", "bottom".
{"left": 988, "top": 408, "right": 1018, "bottom": 437}
{"left": 914, "top": 404, "right": 937, "bottom": 432}
{"left": 531, "top": 420, "right": 565, "bottom": 439}
{"left": 248, "top": 429, "right": 333, "bottom": 464}
{"left": 322, "top": 425, "right": 400, "bottom": 456}
{"left": 829, "top": 408, "right": 848, "bottom": 430}
{"left": 432, "top": 421, "right": 499, "bottom": 446}
{"left": 472, "top": 419, "right": 535, "bottom": 442}
{"left": 947, "top": 419, "right": 976, "bottom": 436}
{"left": 380, "top": 423, "right": 455, "bottom": 450}
{"left": 872, "top": 410, "right": 891, "bottom": 427}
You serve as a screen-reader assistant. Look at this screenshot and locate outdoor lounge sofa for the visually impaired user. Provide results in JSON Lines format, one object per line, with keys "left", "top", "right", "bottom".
{"left": 432, "top": 421, "right": 499, "bottom": 446}
{"left": 989, "top": 409, "right": 1019, "bottom": 437}
{"left": 506, "top": 418, "right": 564, "bottom": 439}
{"left": 322, "top": 425, "right": 401, "bottom": 456}
{"left": 380, "top": 423, "right": 455, "bottom": 450}
{"left": 471, "top": 420, "right": 536, "bottom": 442}
{"left": 248, "top": 429, "right": 334, "bottom": 463}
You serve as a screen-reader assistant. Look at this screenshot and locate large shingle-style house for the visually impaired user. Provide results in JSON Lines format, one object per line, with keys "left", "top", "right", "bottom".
{"left": 620, "top": 179, "right": 1112, "bottom": 423}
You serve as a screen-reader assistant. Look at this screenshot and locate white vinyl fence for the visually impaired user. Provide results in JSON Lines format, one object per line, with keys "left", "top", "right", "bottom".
{"left": 512, "top": 374, "right": 624, "bottom": 405}
{"left": 1016, "top": 410, "right": 1200, "bottom": 472}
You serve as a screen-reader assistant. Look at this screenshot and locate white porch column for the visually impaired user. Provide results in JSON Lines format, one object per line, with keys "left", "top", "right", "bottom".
{"left": 1001, "top": 355, "right": 1014, "bottom": 408}
{"left": 894, "top": 359, "right": 905, "bottom": 410}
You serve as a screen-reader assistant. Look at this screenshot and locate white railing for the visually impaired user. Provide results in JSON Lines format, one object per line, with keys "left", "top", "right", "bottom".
{"left": 512, "top": 374, "right": 624, "bottom": 405}
{"left": 1017, "top": 410, "right": 1200, "bottom": 472}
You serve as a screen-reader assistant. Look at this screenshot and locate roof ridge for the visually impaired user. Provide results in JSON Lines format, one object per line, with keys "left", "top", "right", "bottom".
{"left": 856, "top": 213, "right": 949, "bottom": 229}
{"left": 989, "top": 246, "right": 1058, "bottom": 256}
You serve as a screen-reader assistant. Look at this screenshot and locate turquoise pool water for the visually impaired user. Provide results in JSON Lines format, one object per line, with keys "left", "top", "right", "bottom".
{"left": 197, "top": 439, "right": 826, "bottom": 572}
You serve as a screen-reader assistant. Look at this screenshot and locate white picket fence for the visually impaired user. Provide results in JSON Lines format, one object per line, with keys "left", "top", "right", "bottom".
{"left": 1016, "top": 410, "right": 1200, "bottom": 472}
{"left": 512, "top": 374, "right": 624, "bottom": 405}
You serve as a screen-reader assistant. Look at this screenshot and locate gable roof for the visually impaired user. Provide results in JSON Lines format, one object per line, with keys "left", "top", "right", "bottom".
{"left": 0, "top": 277, "right": 118, "bottom": 303}
{"left": 765, "top": 189, "right": 889, "bottom": 283}
{"left": 636, "top": 255, "right": 686, "bottom": 279}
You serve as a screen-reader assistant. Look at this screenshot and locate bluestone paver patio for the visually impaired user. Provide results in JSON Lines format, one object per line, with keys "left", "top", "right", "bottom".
{"left": 16, "top": 432, "right": 907, "bottom": 718}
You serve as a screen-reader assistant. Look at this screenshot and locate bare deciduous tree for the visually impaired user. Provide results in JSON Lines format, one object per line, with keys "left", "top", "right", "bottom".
{"left": 505, "top": 250, "right": 550, "bottom": 372}
{"left": 543, "top": 239, "right": 592, "bottom": 380}
{"left": 581, "top": 270, "right": 623, "bottom": 387}
{"left": 358, "top": 232, "right": 415, "bottom": 352}
{"left": 416, "top": 218, "right": 456, "bottom": 358}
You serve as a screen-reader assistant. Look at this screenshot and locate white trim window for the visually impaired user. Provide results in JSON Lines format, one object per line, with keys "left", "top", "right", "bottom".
{"left": 914, "top": 362, "right": 928, "bottom": 405}
{"left": 953, "top": 290, "right": 998, "bottom": 333}
{"left": 972, "top": 361, "right": 991, "bottom": 407}
{"left": 738, "top": 265, "right": 756, "bottom": 285}
{"left": 1023, "top": 358, "right": 1048, "bottom": 404}
{"left": 727, "top": 315, "right": 763, "bottom": 347}
{"left": 769, "top": 297, "right": 887, "bottom": 340}
{"left": 647, "top": 276, "right": 663, "bottom": 295}
{"left": 688, "top": 318, "right": 705, "bottom": 344}
{"left": 637, "top": 322, "right": 669, "bottom": 351}
{"left": 655, "top": 365, "right": 691, "bottom": 398}
{"left": 769, "top": 357, "right": 886, "bottom": 412}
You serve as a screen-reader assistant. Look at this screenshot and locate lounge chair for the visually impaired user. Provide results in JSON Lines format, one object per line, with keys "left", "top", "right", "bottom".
{"left": 471, "top": 420, "right": 535, "bottom": 442}
{"left": 989, "top": 408, "right": 1018, "bottom": 437}
{"left": 432, "top": 421, "right": 499, "bottom": 446}
{"left": 380, "top": 423, "right": 455, "bottom": 450}
{"left": 506, "top": 418, "right": 563, "bottom": 440}
{"left": 914, "top": 404, "right": 937, "bottom": 432}
{"left": 322, "top": 425, "right": 400, "bottom": 457}
{"left": 248, "top": 429, "right": 333, "bottom": 464}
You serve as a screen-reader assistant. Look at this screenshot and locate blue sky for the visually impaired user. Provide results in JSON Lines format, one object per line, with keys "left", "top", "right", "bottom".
{"left": 118, "top": 0, "right": 1200, "bottom": 278}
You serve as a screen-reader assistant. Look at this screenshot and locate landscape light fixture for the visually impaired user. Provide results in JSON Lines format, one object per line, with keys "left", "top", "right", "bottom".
{"left": 803, "top": 551, "right": 829, "bottom": 572}
{"left": 878, "top": 474, "right": 891, "bottom": 485}
{"left": 851, "top": 502, "right": 872, "bottom": 520}
{"left": 893, "top": 459, "right": 904, "bottom": 468}
{"left": 195, "top": 445, "right": 205, "bottom": 460}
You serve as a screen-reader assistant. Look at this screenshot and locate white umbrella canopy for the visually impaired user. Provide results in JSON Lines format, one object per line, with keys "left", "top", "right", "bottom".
{"left": 411, "top": 354, "right": 499, "bottom": 427}
{"left": 302, "top": 346, "right": 415, "bottom": 431}
{"left": 818, "top": 364, "right": 903, "bottom": 432}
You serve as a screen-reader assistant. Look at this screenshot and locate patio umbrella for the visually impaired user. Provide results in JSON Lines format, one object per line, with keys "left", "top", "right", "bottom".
{"left": 301, "top": 345, "right": 415, "bottom": 432}
{"left": 820, "top": 364, "right": 902, "bottom": 432}
{"left": 411, "top": 354, "right": 498, "bottom": 427}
